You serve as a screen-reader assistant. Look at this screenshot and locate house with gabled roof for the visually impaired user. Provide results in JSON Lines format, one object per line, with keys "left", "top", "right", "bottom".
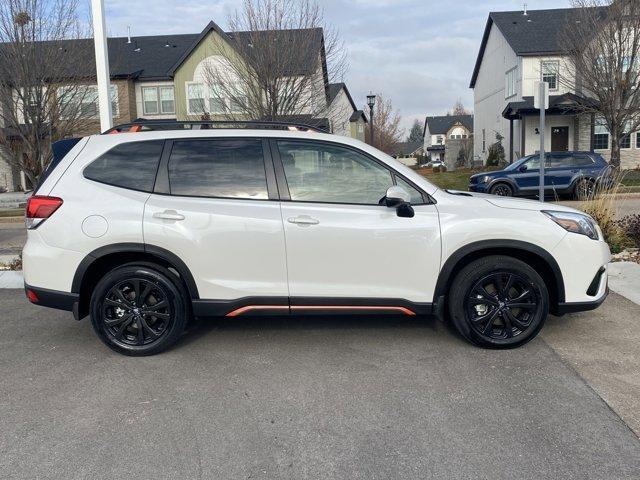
{"left": 470, "top": 6, "right": 639, "bottom": 169}
{"left": 423, "top": 114, "right": 473, "bottom": 165}
{"left": 0, "top": 21, "right": 360, "bottom": 191}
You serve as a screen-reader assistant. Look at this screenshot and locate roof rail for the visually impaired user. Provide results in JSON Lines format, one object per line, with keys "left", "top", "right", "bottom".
{"left": 103, "top": 119, "right": 329, "bottom": 135}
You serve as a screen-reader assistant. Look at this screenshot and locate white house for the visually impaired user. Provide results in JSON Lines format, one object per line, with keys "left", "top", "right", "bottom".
{"left": 423, "top": 114, "right": 473, "bottom": 163}
{"left": 470, "top": 6, "right": 640, "bottom": 169}
{"left": 326, "top": 82, "right": 367, "bottom": 142}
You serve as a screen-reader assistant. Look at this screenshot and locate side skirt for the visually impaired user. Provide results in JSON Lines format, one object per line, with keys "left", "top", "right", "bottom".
{"left": 192, "top": 297, "right": 434, "bottom": 318}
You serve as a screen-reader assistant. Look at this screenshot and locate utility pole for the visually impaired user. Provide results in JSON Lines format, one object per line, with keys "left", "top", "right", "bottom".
{"left": 91, "top": 0, "right": 113, "bottom": 132}
{"left": 535, "top": 81, "right": 549, "bottom": 203}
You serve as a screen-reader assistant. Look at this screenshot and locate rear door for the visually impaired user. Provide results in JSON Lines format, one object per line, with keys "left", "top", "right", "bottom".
{"left": 143, "top": 137, "right": 288, "bottom": 304}
{"left": 545, "top": 153, "right": 574, "bottom": 191}
{"left": 273, "top": 139, "right": 441, "bottom": 309}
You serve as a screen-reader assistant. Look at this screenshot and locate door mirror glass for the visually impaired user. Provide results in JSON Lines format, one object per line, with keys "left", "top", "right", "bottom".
{"left": 384, "top": 185, "right": 411, "bottom": 207}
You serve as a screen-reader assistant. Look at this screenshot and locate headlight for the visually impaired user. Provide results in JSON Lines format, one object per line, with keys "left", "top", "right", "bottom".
{"left": 542, "top": 210, "right": 599, "bottom": 240}
{"left": 479, "top": 175, "right": 492, "bottom": 184}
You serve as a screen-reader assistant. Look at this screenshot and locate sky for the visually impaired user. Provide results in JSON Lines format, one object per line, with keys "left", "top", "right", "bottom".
{"left": 96, "top": 0, "right": 573, "bottom": 135}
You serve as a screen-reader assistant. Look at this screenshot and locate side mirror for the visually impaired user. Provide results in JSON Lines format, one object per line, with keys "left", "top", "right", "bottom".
{"left": 384, "top": 186, "right": 415, "bottom": 218}
{"left": 519, "top": 164, "right": 528, "bottom": 172}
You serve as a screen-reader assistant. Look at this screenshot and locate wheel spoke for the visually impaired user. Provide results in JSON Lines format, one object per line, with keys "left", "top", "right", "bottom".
{"left": 501, "top": 312, "right": 514, "bottom": 338}
{"left": 140, "top": 318, "right": 160, "bottom": 338}
{"left": 142, "top": 311, "right": 170, "bottom": 320}
{"left": 473, "top": 286, "right": 499, "bottom": 306}
{"left": 502, "top": 274, "right": 514, "bottom": 297}
{"left": 144, "top": 300, "right": 167, "bottom": 312}
{"left": 509, "top": 302, "right": 536, "bottom": 310}
{"left": 504, "top": 309, "right": 530, "bottom": 331}
{"left": 136, "top": 319, "right": 145, "bottom": 345}
{"left": 509, "top": 289, "right": 531, "bottom": 303}
{"left": 104, "top": 312, "right": 133, "bottom": 327}
{"left": 105, "top": 298, "right": 127, "bottom": 309}
{"left": 481, "top": 310, "right": 500, "bottom": 335}
{"left": 114, "top": 316, "right": 134, "bottom": 339}
{"left": 139, "top": 283, "right": 153, "bottom": 306}
{"left": 132, "top": 280, "right": 141, "bottom": 304}
{"left": 114, "top": 289, "right": 132, "bottom": 307}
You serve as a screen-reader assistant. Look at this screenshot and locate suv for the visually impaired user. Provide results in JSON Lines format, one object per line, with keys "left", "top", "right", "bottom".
{"left": 23, "top": 122, "right": 610, "bottom": 355}
{"left": 468, "top": 152, "right": 612, "bottom": 199}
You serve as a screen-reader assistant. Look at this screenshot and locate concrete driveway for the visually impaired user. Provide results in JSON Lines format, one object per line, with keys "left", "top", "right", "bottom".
{"left": 0, "top": 290, "right": 638, "bottom": 480}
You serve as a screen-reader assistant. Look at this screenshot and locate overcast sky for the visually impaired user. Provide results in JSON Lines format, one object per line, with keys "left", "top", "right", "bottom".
{"left": 99, "top": 0, "right": 572, "bottom": 135}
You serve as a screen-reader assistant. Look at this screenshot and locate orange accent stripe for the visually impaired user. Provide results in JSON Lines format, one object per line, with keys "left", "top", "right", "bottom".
{"left": 225, "top": 305, "right": 289, "bottom": 317}
{"left": 290, "top": 305, "right": 416, "bottom": 316}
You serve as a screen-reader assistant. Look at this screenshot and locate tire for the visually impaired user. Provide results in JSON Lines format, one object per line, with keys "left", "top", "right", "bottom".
{"left": 90, "top": 263, "right": 190, "bottom": 356}
{"left": 448, "top": 256, "right": 549, "bottom": 349}
{"left": 489, "top": 183, "right": 514, "bottom": 197}
{"left": 574, "top": 178, "right": 595, "bottom": 200}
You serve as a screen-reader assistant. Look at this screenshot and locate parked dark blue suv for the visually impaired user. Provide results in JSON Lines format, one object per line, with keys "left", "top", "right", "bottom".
{"left": 469, "top": 152, "right": 612, "bottom": 199}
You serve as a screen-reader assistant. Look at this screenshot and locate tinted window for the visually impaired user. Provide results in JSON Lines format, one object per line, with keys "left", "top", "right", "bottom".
{"left": 396, "top": 176, "right": 425, "bottom": 205}
{"left": 571, "top": 155, "right": 595, "bottom": 167}
{"left": 278, "top": 141, "right": 393, "bottom": 204}
{"left": 548, "top": 154, "right": 572, "bottom": 168}
{"left": 84, "top": 141, "right": 163, "bottom": 192}
{"left": 168, "top": 139, "right": 268, "bottom": 199}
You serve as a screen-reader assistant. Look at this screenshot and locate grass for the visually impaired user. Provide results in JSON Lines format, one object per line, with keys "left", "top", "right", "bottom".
{"left": 416, "top": 167, "right": 486, "bottom": 191}
{"left": 0, "top": 208, "right": 23, "bottom": 218}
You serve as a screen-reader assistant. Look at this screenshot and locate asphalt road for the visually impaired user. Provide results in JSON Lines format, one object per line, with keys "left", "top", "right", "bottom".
{"left": 0, "top": 290, "right": 638, "bottom": 480}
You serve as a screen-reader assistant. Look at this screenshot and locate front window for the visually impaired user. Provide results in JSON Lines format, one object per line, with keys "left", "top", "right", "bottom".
{"left": 621, "top": 121, "right": 632, "bottom": 149}
{"left": 436, "top": 136, "right": 443, "bottom": 144}
{"left": 142, "top": 87, "right": 159, "bottom": 115}
{"left": 58, "top": 84, "right": 118, "bottom": 119}
{"left": 277, "top": 140, "right": 394, "bottom": 205}
{"left": 594, "top": 116, "right": 609, "bottom": 150}
{"left": 187, "top": 83, "right": 206, "bottom": 114}
{"left": 505, "top": 67, "right": 517, "bottom": 98}
{"left": 541, "top": 61, "right": 559, "bottom": 90}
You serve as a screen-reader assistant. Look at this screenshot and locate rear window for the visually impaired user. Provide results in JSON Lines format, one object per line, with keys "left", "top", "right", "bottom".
{"left": 84, "top": 141, "right": 164, "bottom": 192}
{"left": 167, "top": 139, "right": 268, "bottom": 200}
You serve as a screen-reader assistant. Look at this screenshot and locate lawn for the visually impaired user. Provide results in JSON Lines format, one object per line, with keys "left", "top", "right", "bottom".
{"left": 415, "top": 167, "right": 486, "bottom": 191}
{"left": 0, "top": 208, "right": 23, "bottom": 218}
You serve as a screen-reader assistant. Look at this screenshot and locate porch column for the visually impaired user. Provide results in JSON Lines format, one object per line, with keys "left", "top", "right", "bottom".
{"left": 521, "top": 116, "right": 526, "bottom": 156}
{"left": 590, "top": 113, "right": 595, "bottom": 152}
{"left": 509, "top": 118, "right": 514, "bottom": 163}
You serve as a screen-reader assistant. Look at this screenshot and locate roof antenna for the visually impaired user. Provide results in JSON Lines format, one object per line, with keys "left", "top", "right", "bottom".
{"left": 127, "top": 26, "right": 132, "bottom": 44}
{"left": 523, "top": 3, "right": 528, "bottom": 15}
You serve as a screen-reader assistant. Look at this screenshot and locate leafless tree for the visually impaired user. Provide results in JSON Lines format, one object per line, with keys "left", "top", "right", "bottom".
{"left": 365, "top": 94, "right": 402, "bottom": 155}
{"left": 559, "top": 0, "right": 640, "bottom": 168}
{"left": 0, "top": 0, "right": 92, "bottom": 189}
{"left": 450, "top": 98, "right": 470, "bottom": 116}
{"left": 202, "top": 0, "right": 346, "bottom": 126}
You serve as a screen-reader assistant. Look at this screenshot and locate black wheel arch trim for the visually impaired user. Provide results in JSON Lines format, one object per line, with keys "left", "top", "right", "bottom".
{"left": 434, "top": 239, "right": 566, "bottom": 306}
{"left": 487, "top": 178, "right": 517, "bottom": 193}
{"left": 71, "top": 243, "right": 200, "bottom": 299}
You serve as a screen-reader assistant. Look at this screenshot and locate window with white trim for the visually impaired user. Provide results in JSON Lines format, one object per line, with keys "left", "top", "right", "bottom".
{"left": 541, "top": 61, "right": 559, "bottom": 90}
{"left": 58, "top": 84, "right": 118, "bottom": 119}
{"left": 142, "top": 86, "right": 175, "bottom": 115}
{"left": 621, "top": 121, "right": 632, "bottom": 149}
{"left": 187, "top": 82, "right": 245, "bottom": 115}
{"left": 505, "top": 67, "right": 517, "bottom": 98}
{"left": 593, "top": 116, "right": 609, "bottom": 150}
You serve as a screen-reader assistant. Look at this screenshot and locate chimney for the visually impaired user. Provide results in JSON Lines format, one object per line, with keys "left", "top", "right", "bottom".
{"left": 127, "top": 26, "right": 132, "bottom": 44}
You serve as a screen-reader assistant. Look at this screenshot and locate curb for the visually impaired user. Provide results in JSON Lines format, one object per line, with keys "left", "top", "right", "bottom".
{"left": 0, "top": 271, "right": 24, "bottom": 289}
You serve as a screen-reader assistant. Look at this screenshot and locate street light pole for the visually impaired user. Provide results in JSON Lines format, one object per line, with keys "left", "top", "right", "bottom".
{"left": 91, "top": 0, "right": 113, "bottom": 132}
{"left": 367, "top": 93, "right": 376, "bottom": 147}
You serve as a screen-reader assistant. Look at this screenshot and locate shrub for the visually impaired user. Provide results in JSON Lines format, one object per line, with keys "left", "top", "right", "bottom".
{"left": 617, "top": 214, "right": 640, "bottom": 248}
{"left": 486, "top": 132, "right": 506, "bottom": 167}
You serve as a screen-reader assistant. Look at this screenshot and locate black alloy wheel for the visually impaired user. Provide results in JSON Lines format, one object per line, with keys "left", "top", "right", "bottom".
{"left": 490, "top": 183, "right": 513, "bottom": 197}
{"left": 448, "top": 256, "right": 549, "bottom": 348}
{"left": 90, "top": 264, "right": 189, "bottom": 356}
{"left": 575, "top": 178, "right": 596, "bottom": 200}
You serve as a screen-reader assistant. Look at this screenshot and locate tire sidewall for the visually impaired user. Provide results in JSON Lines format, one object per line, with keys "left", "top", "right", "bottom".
{"left": 449, "top": 257, "right": 549, "bottom": 349}
{"left": 490, "top": 183, "right": 513, "bottom": 197}
{"left": 90, "top": 265, "right": 189, "bottom": 356}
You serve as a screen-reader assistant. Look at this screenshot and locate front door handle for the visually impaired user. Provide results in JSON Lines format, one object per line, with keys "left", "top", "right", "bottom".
{"left": 287, "top": 215, "right": 320, "bottom": 226}
{"left": 153, "top": 210, "right": 185, "bottom": 221}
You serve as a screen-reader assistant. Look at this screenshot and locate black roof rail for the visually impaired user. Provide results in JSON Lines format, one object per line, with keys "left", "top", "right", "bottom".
{"left": 102, "top": 119, "right": 329, "bottom": 135}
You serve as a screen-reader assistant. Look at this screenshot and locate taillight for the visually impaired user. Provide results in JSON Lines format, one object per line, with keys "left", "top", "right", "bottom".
{"left": 25, "top": 196, "right": 63, "bottom": 229}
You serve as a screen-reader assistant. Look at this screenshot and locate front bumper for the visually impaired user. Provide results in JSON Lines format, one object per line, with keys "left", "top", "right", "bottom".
{"left": 468, "top": 183, "right": 489, "bottom": 193}
{"left": 555, "top": 287, "right": 609, "bottom": 315}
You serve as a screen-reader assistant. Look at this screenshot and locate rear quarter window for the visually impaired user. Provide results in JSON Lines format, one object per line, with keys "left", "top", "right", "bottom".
{"left": 83, "top": 140, "right": 164, "bottom": 192}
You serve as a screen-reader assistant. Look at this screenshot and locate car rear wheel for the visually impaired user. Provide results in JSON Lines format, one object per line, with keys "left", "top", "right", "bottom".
{"left": 90, "top": 264, "right": 190, "bottom": 356}
{"left": 448, "top": 256, "right": 549, "bottom": 349}
{"left": 489, "top": 183, "right": 513, "bottom": 197}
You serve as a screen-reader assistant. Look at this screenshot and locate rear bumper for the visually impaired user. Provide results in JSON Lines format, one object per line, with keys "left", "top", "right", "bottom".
{"left": 24, "top": 283, "right": 78, "bottom": 315}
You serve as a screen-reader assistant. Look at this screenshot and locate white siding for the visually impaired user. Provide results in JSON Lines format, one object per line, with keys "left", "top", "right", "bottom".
{"left": 523, "top": 114, "right": 575, "bottom": 153}
{"left": 521, "top": 56, "right": 574, "bottom": 97}
{"left": 473, "top": 24, "right": 521, "bottom": 163}
{"left": 327, "top": 89, "right": 354, "bottom": 137}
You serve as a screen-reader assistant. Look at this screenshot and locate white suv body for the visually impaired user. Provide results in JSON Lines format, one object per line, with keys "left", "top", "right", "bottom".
{"left": 23, "top": 126, "right": 610, "bottom": 355}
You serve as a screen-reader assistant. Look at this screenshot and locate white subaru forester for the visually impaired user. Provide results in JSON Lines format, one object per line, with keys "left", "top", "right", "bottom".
{"left": 23, "top": 122, "right": 610, "bottom": 355}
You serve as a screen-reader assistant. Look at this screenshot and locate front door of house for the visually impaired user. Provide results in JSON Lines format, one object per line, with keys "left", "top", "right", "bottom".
{"left": 551, "top": 127, "right": 569, "bottom": 151}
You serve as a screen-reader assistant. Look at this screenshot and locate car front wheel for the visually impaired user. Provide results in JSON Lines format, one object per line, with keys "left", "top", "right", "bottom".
{"left": 489, "top": 183, "right": 514, "bottom": 196}
{"left": 90, "top": 264, "right": 190, "bottom": 356}
{"left": 448, "top": 256, "right": 549, "bottom": 349}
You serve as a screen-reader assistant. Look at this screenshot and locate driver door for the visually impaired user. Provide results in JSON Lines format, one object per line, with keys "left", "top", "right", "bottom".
{"left": 272, "top": 139, "right": 441, "bottom": 306}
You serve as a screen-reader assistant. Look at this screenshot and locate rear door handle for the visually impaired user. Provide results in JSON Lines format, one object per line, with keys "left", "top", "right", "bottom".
{"left": 287, "top": 215, "right": 319, "bottom": 226}
{"left": 153, "top": 210, "right": 185, "bottom": 221}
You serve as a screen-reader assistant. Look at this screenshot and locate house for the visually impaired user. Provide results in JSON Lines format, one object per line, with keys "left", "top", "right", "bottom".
{"left": 393, "top": 139, "right": 424, "bottom": 166}
{"left": 470, "top": 6, "right": 638, "bottom": 168}
{"left": 423, "top": 114, "right": 473, "bottom": 167}
{"left": 0, "top": 21, "right": 359, "bottom": 191}
{"left": 327, "top": 82, "right": 368, "bottom": 142}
